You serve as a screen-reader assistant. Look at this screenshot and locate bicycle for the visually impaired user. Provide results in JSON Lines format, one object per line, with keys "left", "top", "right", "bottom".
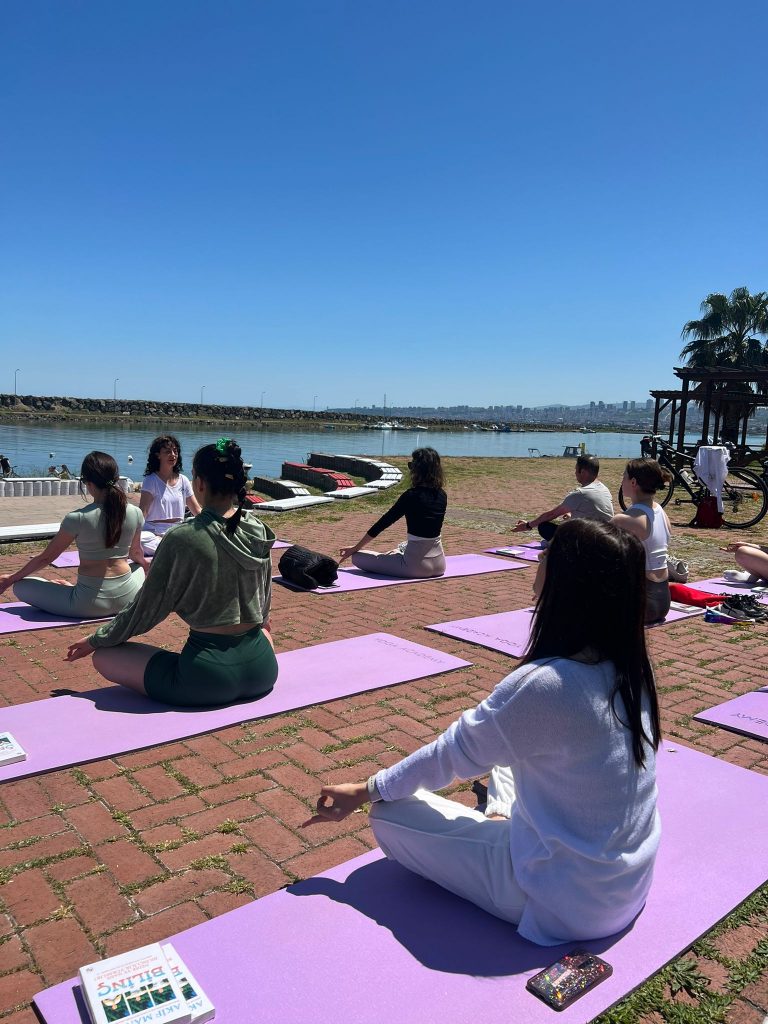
{"left": 617, "top": 435, "right": 768, "bottom": 529}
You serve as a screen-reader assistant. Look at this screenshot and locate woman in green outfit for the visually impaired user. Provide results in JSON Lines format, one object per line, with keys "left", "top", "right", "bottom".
{"left": 66, "top": 439, "right": 278, "bottom": 707}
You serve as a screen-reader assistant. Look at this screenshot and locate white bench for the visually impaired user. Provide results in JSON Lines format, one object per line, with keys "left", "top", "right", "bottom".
{"left": 0, "top": 523, "right": 62, "bottom": 542}
{"left": 257, "top": 496, "right": 335, "bottom": 512}
{"left": 328, "top": 487, "right": 378, "bottom": 499}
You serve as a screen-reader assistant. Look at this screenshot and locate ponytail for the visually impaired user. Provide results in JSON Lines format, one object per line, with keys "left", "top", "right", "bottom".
{"left": 192, "top": 438, "right": 249, "bottom": 534}
{"left": 79, "top": 451, "right": 127, "bottom": 548}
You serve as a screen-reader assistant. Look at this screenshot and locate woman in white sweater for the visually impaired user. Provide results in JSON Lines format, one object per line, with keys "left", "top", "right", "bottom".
{"left": 306, "top": 518, "right": 662, "bottom": 946}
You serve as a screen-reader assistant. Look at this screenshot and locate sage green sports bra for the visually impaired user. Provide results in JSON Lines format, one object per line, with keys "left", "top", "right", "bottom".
{"left": 61, "top": 503, "right": 144, "bottom": 560}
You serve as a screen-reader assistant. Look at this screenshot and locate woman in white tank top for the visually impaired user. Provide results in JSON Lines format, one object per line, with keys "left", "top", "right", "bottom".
{"left": 613, "top": 459, "right": 672, "bottom": 624}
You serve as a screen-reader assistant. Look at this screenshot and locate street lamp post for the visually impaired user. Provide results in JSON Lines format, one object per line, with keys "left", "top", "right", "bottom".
{"left": 313, "top": 395, "right": 318, "bottom": 412}
{"left": 14, "top": 369, "right": 20, "bottom": 396}
{"left": 113, "top": 378, "right": 119, "bottom": 400}
{"left": 260, "top": 391, "right": 266, "bottom": 409}
{"left": 201, "top": 386, "right": 206, "bottom": 405}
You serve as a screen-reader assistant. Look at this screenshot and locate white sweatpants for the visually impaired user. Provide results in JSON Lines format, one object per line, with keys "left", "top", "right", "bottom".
{"left": 369, "top": 789, "right": 526, "bottom": 924}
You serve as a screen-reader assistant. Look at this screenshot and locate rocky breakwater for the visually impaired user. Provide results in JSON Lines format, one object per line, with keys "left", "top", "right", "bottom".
{"left": 0, "top": 394, "right": 478, "bottom": 430}
{"left": 0, "top": 394, "right": 370, "bottom": 426}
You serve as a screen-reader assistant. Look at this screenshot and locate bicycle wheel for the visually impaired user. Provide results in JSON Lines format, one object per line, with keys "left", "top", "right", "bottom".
{"left": 719, "top": 469, "right": 768, "bottom": 529}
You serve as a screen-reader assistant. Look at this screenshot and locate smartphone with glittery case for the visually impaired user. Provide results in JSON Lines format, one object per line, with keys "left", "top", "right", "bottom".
{"left": 526, "top": 949, "right": 613, "bottom": 1011}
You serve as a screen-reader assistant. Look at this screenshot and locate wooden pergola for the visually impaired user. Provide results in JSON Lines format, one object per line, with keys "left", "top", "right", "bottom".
{"left": 650, "top": 366, "right": 768, "bottom": 462}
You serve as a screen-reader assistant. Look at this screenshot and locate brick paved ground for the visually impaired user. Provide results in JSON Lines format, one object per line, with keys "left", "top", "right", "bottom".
{"left": 1, "top": 456, "right": 767, "bottom": 1024}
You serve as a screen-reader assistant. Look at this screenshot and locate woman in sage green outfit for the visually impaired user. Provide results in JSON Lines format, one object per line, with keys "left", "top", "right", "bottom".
{"left": 0, "top": 451, "right": 147, "bottom": 617}
{"left": 66, "top": 439, "right": 278, "bottom": 708}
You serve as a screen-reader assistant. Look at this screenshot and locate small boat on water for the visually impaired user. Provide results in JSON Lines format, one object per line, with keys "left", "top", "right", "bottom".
{"left": 372, "top": 421, "right": 394, "bottom": 430}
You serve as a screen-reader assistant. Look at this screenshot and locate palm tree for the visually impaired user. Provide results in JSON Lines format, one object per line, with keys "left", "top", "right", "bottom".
{"left": 680, "top": 287, "right": 768, "bottom": 441}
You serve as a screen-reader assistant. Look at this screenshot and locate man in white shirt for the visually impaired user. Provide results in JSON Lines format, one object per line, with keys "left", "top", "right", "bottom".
{"left": 513, "top": 455, "right": 614, "bottom": 542}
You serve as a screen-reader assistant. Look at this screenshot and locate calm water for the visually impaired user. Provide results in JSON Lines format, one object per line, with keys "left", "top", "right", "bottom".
{"left": 1, "top": 422, "right": 764, "bottom": 479}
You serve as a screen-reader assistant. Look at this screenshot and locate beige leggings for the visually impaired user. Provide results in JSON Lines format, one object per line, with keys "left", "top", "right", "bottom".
{"left": 352, "top": 535, "right": 446, "bottom": 579}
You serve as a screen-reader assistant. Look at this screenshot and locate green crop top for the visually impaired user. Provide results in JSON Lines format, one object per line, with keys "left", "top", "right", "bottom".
{"left": 89, "top": 508, "right": 275, "bottom": 648}
{"left": 61, "top": 503, "right": 144, "bottom": 560}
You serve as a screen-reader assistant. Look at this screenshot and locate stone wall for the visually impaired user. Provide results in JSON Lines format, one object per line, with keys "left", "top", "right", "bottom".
{"left": 0, "top": 394, "right": 475, "bottom": 429}
{"left": 0, "top": 394, "right": 375, "bottom": 425}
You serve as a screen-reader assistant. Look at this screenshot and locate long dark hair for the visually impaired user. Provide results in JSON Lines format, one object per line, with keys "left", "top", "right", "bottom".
{"left": 192, "top": 439, "right": 248, "bottom": 535}
{"left": 522, "top": 518, "right": 661, "bottom": 768}
{"left": 145, "top": 435, "right": 183, "bottom": 476}
{"left": 409, "top": 447, "right": 444, "bottom": 490}
{"left": 79, "top": 451, "right": 127, "bottom": 548}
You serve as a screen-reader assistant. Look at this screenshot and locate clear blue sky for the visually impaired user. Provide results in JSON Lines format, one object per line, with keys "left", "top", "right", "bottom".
{"left": 2, "top": 0, "right": 767, "bottom": 410}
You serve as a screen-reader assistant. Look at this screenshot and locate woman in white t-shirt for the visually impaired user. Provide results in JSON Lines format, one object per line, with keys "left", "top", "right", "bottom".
{"left": 139, "top": 435, "right": 201, "bottom": 553}
{"left": 305, "top": 519, "right": 662, "bottom": 947}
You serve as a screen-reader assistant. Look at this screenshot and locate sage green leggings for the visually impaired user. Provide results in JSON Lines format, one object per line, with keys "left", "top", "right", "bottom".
{"left": 13, "top": 566, "right": 145, "bottom": 618}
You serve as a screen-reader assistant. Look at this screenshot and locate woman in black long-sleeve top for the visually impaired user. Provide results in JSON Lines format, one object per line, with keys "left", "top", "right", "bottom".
{"left": 338, "top": 448, "right": 447, "bottom": 578}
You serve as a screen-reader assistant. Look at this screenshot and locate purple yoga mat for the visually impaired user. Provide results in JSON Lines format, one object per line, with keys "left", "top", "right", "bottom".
{"left": 695, "top": 687, "right": 768, "bottom": 740}
{"left": 429, "top": 607, "right": 534, "bottom": 657}
{"left": 34, "top": 745, "right": 768, "bottom": 1024}
{"left": 277, "top": 553, "right": 527, "bottom": 594}
{"left": 51, "top": 551, "right": 81, "bottom": 568}
{"left": 52, "top": 539, "right": 292, "bottom": 568}
{"left": 688, "top": 578, "right": 768, "bottom": 603}
{"left": 428, "top": 603, "right": 704, "bottom": 657}
{"left": 0, "top": 634, "right": 470, "bottom": 783}
{"left": 485, "top": 545, "right": 541, "bottom": 562}
{"left": 0, "top": 602, "right": 106, "bottom": 635}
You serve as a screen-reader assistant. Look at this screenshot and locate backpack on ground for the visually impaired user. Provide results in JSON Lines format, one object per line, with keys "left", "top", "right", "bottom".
{"left": 278, "top": 545, "right": 339, "bottom": 589}
{"left": 692, "top": 496, "right": 723, "bottom": 529}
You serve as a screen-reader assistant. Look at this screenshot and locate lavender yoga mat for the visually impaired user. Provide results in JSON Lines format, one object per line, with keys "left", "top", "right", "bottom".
{"left": 277, "top": 553, "right": 528, "bottom": 594}
{"left": 485, "top": 545, "right": 541, "bottom": 562}
{"left": 695, "top": 687, "right": 768, "bottom": 741}
{"left": 34, "top": 745, "right": 768, "bottom": 1024}
{"left": 51, "top": 551, "right": 81, "bottom": 568}
{"left": 0, "top": 603, "right": 106, "bottom": 635}
{"left": 428, "top": 602, "right": 705, "bottom": 657}
{"left": 0, "top": 634, "right": 469, "bottom": 783}
{"left": 52, "top": 539, "right": 292, "bottom": 568}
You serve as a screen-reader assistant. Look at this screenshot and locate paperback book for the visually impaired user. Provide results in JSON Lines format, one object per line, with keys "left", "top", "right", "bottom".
{"left": 0, "top": 732, "right": 26, "bottom": 766}
{"left": 79, "top": 942, "right": 191, "bottom": 1024}
{"left": 162, "top": 944, "right": 215, "bottom": 1023}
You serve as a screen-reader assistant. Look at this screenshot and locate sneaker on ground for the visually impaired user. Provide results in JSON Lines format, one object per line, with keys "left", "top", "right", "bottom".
{"left": 721, "top": 597, "right": 768, "bottom": 621}
{"left": 704, "top": 607, "right": 741, "bottom": 624}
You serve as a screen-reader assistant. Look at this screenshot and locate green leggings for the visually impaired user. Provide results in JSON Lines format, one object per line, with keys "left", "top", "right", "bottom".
{"left": 144, "top": 625, "right": 278, "bottom": 707}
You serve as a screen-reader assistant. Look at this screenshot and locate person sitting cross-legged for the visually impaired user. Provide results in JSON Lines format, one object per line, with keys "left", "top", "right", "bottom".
{"left": 722, "top": 542, "right": 768, "bottom": 586}
{"left": 0, "top": 451, "right": 148, "bottom": 617}
{"left": 306, "top": 519, "right": 661, "bottom": 947}
{"left": 65, "top": 439, "right": 277, "bottom": 708}
{"left": 513, "top": 455, "right": 613, "bottom": 543}
{"left": 339, "top": 447, "right": 447, "bottom": 579}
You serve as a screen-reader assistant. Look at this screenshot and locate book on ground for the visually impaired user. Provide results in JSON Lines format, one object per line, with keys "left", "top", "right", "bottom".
{"left": 0, "top": 732, "right": 26, "bottom": 766}
{"left": 162, "top": 943, "right": 215, "bottom": 1023}
{"left": 79, "top": 942, "right": 191, "bottom": 1024}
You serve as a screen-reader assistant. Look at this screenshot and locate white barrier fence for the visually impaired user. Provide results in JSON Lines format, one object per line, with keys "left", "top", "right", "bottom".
{"left": 0, "top": 477, "right": 133, "bottom": 497}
